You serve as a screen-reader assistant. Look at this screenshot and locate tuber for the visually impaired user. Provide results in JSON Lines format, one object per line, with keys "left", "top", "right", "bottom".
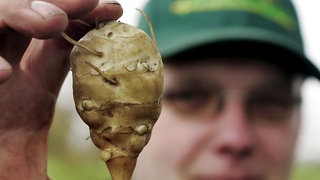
{"left": 65, "top": 19, "right": 163, "bottom": 180}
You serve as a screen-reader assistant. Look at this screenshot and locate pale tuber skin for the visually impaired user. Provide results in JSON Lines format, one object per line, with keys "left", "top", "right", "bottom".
{"left": 69, "top": 20, "right": 163, "bottom": 180}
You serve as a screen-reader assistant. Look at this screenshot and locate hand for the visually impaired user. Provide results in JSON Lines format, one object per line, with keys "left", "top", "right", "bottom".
{"left": 0, "top": 0, "right": 122, "bottom": 179}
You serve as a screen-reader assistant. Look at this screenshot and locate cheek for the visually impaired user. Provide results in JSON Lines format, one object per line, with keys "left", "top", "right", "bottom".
{"left": 145, "top": 106, "right": 209, "bottom": 170}
{"left": 255, "top": 118, "right": 300, "bottom": 175}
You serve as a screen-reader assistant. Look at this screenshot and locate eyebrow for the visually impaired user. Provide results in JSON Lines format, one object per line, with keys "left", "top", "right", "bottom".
{"left": 246, "top": 81, "right": 296, "bottom": 103}
{"left": 166, "top": 75, "right": 294, "bottom": 93}
{"left": 166, "top": 75, "right": 220, "bottom": 89}
{"left": 253, "top": 77, "right": 293, "bottom": 89}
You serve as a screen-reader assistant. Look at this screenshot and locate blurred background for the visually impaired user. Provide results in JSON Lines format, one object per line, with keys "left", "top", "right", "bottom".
{"left": 47, "top": 0, "right": 320, "bottom": 179}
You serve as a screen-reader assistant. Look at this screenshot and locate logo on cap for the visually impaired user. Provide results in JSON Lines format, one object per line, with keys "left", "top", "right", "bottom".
{"left": 170, "top": 0, "right": 297, "bottom": 30}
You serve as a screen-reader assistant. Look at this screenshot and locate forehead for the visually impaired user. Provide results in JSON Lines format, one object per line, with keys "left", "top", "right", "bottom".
{"left": 164, "top": 58, "right": 294, "bottom": 89}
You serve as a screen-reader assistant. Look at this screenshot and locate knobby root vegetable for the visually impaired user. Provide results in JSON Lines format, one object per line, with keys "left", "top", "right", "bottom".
{"left": 64, "top": 19, "right": 163, "bottom": 180}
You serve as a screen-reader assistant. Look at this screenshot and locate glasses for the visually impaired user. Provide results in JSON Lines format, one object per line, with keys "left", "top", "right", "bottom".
{"left": 163, "top": 83, "right": 301, "bottom": 122}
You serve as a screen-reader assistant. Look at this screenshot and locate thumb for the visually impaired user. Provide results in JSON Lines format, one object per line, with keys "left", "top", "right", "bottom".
{"left": 0, "top": 56, "right": 13, "bottom": 83}
{"left": 1, "top": 1, "right": 68, "bottom": 39}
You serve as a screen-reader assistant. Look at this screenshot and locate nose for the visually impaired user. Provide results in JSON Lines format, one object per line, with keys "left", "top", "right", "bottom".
{"left": 210, "top": 98, "right": 253, "bottom": 159}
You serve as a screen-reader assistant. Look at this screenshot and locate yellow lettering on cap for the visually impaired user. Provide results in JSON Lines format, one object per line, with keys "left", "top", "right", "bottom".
{"left": 170, "top": 0, "right": 297, "bottom": 30}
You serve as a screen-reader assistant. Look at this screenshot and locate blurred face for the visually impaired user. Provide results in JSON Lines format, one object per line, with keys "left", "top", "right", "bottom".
{"left": 133, "top": 58, "right": 302, "bottom": 180}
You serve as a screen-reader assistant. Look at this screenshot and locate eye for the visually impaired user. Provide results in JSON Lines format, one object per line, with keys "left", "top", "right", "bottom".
{"left": 163, "top": 88, "right": 211, "bottom": 113}
{"left": 163, "top": 86, "right": 223, "bottom": 118}
{"left": 247, "top": 92, "right": 299, "bottom": 121}
{"left": 164, "top": 89, "right": 208, "bottom": 106}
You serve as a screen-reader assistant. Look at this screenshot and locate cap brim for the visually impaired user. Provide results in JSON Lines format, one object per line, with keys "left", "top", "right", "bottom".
{"left": 158, "top": 27, "right": 320, "bottom": 80}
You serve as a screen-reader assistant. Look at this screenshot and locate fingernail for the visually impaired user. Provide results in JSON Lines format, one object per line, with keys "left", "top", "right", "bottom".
{"left": 0, "top": 57, "right": 11, "bottom": 70}
{"left": 99, "top": 0, "right": 120, "bottom": 5}
{"left": 0, "top": 57, "right": 12, "bottom": 82}
{"left": 31, "top": 1, "right": 66, "bottom": 18}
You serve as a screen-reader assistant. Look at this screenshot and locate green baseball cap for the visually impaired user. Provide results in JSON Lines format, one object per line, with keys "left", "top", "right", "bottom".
{"left": 138, "top": 0, "right": 320, "bottom": 80}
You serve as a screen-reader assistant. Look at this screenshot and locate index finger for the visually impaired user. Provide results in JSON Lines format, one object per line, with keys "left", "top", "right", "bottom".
{"left": 0, "top": 1, "right": 68, "bottom": 39}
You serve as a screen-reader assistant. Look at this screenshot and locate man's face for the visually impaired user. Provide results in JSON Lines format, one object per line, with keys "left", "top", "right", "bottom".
{"left": 133, "top": 58, "right": 302, "bottom": 180}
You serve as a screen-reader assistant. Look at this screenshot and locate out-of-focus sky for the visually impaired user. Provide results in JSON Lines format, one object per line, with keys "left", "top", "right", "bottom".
{"left": 56, "top": 0, "right": 320, "bottom": 163}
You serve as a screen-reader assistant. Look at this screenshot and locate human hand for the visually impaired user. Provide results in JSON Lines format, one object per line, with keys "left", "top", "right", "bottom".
{"left": 0, "top": 0, "right": 122, "bottom": 179}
